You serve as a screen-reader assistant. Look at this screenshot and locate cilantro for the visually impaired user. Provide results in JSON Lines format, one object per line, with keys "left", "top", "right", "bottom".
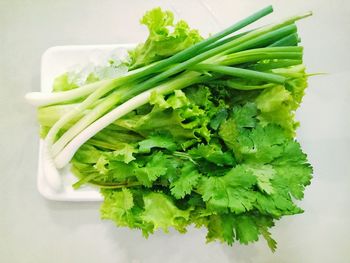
{"left": 170, "top": 162, "right": 201, "bottom": 199}
{"left": 189, "top": 143, "right": 236, "bottom": 166}
{"left": 232, "top": 102, "right": 258, "bottom": 129}
{"left": 138, "top": 133, "right": 177, "bottom": 153}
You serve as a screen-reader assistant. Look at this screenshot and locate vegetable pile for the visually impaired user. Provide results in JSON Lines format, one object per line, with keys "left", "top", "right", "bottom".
{"left": 26, "top": 6, "right": 313, "bottom": 250}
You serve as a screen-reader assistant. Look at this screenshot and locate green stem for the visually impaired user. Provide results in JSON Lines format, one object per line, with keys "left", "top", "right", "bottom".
{"left": 217, "top": 46, "right": 302, "bottom": 65}
{"left": 200, "top": 30, "right": 251, "bottom": 53}
{"left": 51, "top": 91, "right": 123, "bottom": 156}
{"left": 72, "top": 173, "right": 98, "bottom": 189}
{"left": 45, "top": 78, "right": 122, "bottom": 147}
{"left": 269, "top": 32, "right": 299, "bottom": 47}
{"left": 89, "top": 181, "right": 143, "bottom": 189}
{"left": 249, "top": 59, "right": 302, "bottom": 71}
{"left": 222, "top": 11, "right": 311, "bottom": 54}
{"left": 192, "top": 64, "right": 286, "bottom": 84}
{"left": 271, "top": 64, "right": 306, "bottom": 78}
{"left": 222, "top": 80, "right": 276, "bottom": 90}
{"left": 222, "top": 24, "right": 297, "bottom": 56}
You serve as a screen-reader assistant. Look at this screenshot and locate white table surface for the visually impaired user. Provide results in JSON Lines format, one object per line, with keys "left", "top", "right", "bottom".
{"left": 1, "top": 0, "right": 349, "bottom": 262}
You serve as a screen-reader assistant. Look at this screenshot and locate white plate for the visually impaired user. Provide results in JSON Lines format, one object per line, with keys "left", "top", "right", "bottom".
{"left": 38, "top": 44, "right": 135, "bottom": 201}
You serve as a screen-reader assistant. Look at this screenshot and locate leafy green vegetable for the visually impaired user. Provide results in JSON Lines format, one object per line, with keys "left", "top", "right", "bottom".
{"left": 138, "top": 133, "right": 178, "bottom": 153}
{"left": 27, "top": 6, "right": 313, "bottom": 251}
{"left": 52, "top": 73, "right": 79, "bottom": 92}
{"left": 141, "top": 192, "right": 190, "bottom": 233}
{"left": 170, "top": 162, "right": 201, "bottom": 199}
{"left": 100, "top": 188, "right": 134, "bottom": 226}
{"left": 128, "top": 7, "right": 203, "bottom": 69}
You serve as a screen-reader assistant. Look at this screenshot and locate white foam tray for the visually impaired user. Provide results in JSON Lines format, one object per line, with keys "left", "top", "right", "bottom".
{"left": 38, "top": 45, "right": 135, "bottom": 201}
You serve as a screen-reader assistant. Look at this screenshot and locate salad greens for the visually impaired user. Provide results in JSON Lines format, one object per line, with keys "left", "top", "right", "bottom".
{"left": 26, "top": 6, "right": 313, "bottom": 251}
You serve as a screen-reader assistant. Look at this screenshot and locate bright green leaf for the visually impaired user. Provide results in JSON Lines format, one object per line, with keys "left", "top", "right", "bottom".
{"left": 141, "top": 192, "right": 190, "bottom": 232}
{"left": 170, "top": 162, "right": 201, "bottom": 199}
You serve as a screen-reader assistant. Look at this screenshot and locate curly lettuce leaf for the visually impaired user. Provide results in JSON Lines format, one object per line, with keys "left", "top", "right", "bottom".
{"left": 128, "top": 7, "right": 203, "bottom": 69}
{"left": 141, "top": 192, "right": 190, "bottom": 233}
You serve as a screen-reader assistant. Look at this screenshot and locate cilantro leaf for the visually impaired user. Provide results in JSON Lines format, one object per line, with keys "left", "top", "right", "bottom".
{"left": 219, "top": 118, "right": 239, "bottom": 151}
{"left": 134, "top": 152, "right": 168, "bottom": 187}
{"left": 105, "top": 143, "right": 136, "bottom": 164}
{"left": 189, "top": 143, "right": 236, "bottom": 166}
{"left": 243, "top": 164, "right": 276, "bottom": 195}
{"left": 232, "top": 102, "right": 258, "bottom": 129}
{"left": 206, "top": 214, "right": 235, "bottom": 245}
{"left": 273, "top": 140, "right": 313, "bottom": 199}
{"left": 170, "top": 162, "right": 201, "bottom": 199}
{"left": 138, "top": 133, "right": 177, "bottom": 153}
{"left": 234, "top": 215, "right": 259, "bottom": 244}
{"left": 198, "top": 165, "right": 257, "bottom": 213}
{"left": 237, "top": 124, "right": 286, "bottom": 163}
{"left": 210, "top": 108, "right": 228, "bottom": 130}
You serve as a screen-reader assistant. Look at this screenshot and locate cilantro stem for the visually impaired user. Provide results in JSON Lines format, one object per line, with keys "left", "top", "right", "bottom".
{"left": 85, "top": 181, "right": 143, "bottom": 189}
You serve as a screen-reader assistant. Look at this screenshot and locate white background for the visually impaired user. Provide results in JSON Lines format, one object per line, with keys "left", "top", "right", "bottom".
{"left": 1, "top": 0, "right": 349, "bottom": 262}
